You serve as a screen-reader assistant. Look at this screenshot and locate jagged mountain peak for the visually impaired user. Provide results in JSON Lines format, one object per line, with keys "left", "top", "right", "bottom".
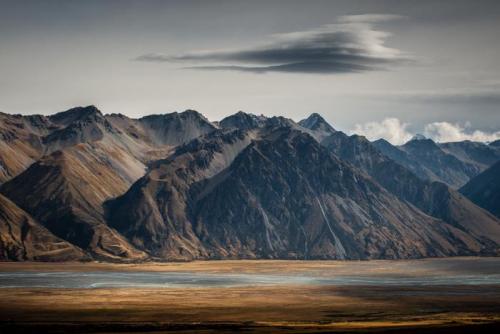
{"left": 220, "top": 112, "right": 301, "bottom": 133}
{"left": 49, "top": 105, "right": 103, "bottom": 125}
{"left": 403, "top": 136, "right": 439, "bottom": 149}
{"left": 138, "top": 109, "right": 217, "bottom": 147}
{"left": 219, "top": 111, "right": 267, "bottom": 130}
{"left": 299, "top": 113, "right": 335, "bottom": 131}
{"left": 298, "top": 113, "right": 336, "bottom": 142}
{"left": 42, "top": 108, "right": 114, "bottom": 150}
{"left": 140, "top": 109, "right": 212, "bottom": 123}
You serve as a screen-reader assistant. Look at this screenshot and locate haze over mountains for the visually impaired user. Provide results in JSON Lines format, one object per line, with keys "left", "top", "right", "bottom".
{"left": 0, "top": 106, "right": 499, "bottom": 261}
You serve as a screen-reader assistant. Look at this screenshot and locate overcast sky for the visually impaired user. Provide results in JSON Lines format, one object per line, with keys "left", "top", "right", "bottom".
{"left": 1, "top": 0, "right": 499, "bottom": 143}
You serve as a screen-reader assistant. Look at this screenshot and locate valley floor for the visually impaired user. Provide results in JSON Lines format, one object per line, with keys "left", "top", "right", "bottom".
{"left": 1, "top": 258, "right": 500, "bottom": 333}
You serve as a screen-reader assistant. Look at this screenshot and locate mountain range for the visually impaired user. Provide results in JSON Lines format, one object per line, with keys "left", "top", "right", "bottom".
{"left": 0, "top": 106, "right": 499, "bottom": 261}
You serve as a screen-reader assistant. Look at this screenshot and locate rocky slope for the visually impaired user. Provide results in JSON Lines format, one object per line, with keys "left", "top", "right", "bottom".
{"left": 379, "top": 137, "right": 481, "bottom": 188}
{"left": 1, "top": 107, "right": 499, "bottom": 261}
{"left": 373, "top": 137, "right": 499, "bottom": 189}
{"left": 372, "top": 138, "right": 441, "bottom": 182}
{"left": 0, "top": 145, "right": 147, "bottom": 261}
{"left": 108, "top": 126, "right": 487, "bottom": 260}
{"left": 0, "top": 106, "right": 218, "bottom": 184}
{"left": 460, "top": 161, "right": 500, "bottom": 218}
{"left": 0, "top": 112, "right": 53, "bottom": 183}
{"left": 0, "top": 194, "right": 87, "bottom": 261}
{"left": 439, "top": 140, "right": 500, "bottom": 170}
{"left": 107, "top": 129, "right": 256, "bottom": 260}
{"left": 322, "top": 131, "right": 500, "bottom": 250}
{"left": 138, "top": 110, "right": 217, "bottom": 146}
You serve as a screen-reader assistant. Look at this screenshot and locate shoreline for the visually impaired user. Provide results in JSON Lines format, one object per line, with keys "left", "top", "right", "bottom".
{"left": 1, "top": 256, "right": 498, "bottom": 273}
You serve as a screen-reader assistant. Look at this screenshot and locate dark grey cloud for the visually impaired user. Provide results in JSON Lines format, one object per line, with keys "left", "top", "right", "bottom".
{"left": 135, "top": 14, "right": 413, "bottom": 74}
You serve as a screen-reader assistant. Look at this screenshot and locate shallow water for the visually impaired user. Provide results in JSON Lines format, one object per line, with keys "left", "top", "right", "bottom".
{"left": 0, "top": 259, "right": 500, "bottom": 289}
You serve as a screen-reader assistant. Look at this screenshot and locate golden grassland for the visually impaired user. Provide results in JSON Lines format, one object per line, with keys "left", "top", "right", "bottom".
{"left": 1, "top": 259, "right": 500, "bottom": 333}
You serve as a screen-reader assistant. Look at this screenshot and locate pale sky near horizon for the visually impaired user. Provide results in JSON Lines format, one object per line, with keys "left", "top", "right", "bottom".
{"left": 1, "top": 0, "right": 499, "bottom": 143}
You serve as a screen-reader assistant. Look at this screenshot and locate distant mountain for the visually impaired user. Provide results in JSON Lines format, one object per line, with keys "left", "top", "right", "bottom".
{"left": 439, "top": 140, "right": 500, "bottom": 169}
{"left": 373, "top": 137, "right": 488, "bottom": 188}
{"left": 1, "top": 106, "right": 499, "bottom": 261}
{"left": 0, "top": 194, "right": 87, "bottom": 261}
{"left": 372, "top": 138, "right": 436, "bottom": 182}
{"left": 460, "top": 161, "right": 500, "bottom": 218}
{"left": 322, "top": 131, "right": 500, "bottom": 250}
{"left": 400, "top": 138, "right": 481, "bottom": 188}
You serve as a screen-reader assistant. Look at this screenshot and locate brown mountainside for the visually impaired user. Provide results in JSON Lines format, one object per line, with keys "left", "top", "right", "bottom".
{"left": 0, "top": 194, "right": 88, "bottom": 261}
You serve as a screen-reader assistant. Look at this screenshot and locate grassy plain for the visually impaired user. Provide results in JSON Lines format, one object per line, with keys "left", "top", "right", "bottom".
{"left": 1, "top": 259, "right": 499, "bottom": 333}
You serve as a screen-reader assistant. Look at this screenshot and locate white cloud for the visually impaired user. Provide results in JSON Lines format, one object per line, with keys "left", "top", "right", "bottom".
{"left": 350, "top": 118, "right": 413, "bottom": 145}
{"left": 350, "top": 118, "right": 500, "bottom": 144}
{"left": 423, "top": 122, "right": 500, "bottom": 143}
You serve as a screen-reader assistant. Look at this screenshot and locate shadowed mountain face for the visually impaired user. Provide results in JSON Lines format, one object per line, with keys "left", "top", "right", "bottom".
{"left": 440, "top": 141, "right": 500, "bottom": 169}
{"left": 0, "top": 194, "right": 88, "bottom": 261}
{"left": 321, "top": 132, "right": 500, "bottom": 250}
{"left": 0, "top": 146, "right": 147, "bottom": 261}
{"left": 372, "top": 138, "right": 442, "bottom": 183}
{"left": 1, "top": 107, "right": 500, "bottom": 261}
{"left": 461, "top": 161, "right": 500, "bottom": 218}
{"left": 108, "top": 127, "right": 488, "bottom": 260}
{"left": 401, "top": 139, "right": 482, "bottom": 188}
{"left": 107, "top": 129, "right": 256, "bottom": 260}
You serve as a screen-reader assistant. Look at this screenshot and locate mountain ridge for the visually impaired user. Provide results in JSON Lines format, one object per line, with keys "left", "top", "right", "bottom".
{"left": 1, "top": 106, "right": 499, "bottom": 261}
